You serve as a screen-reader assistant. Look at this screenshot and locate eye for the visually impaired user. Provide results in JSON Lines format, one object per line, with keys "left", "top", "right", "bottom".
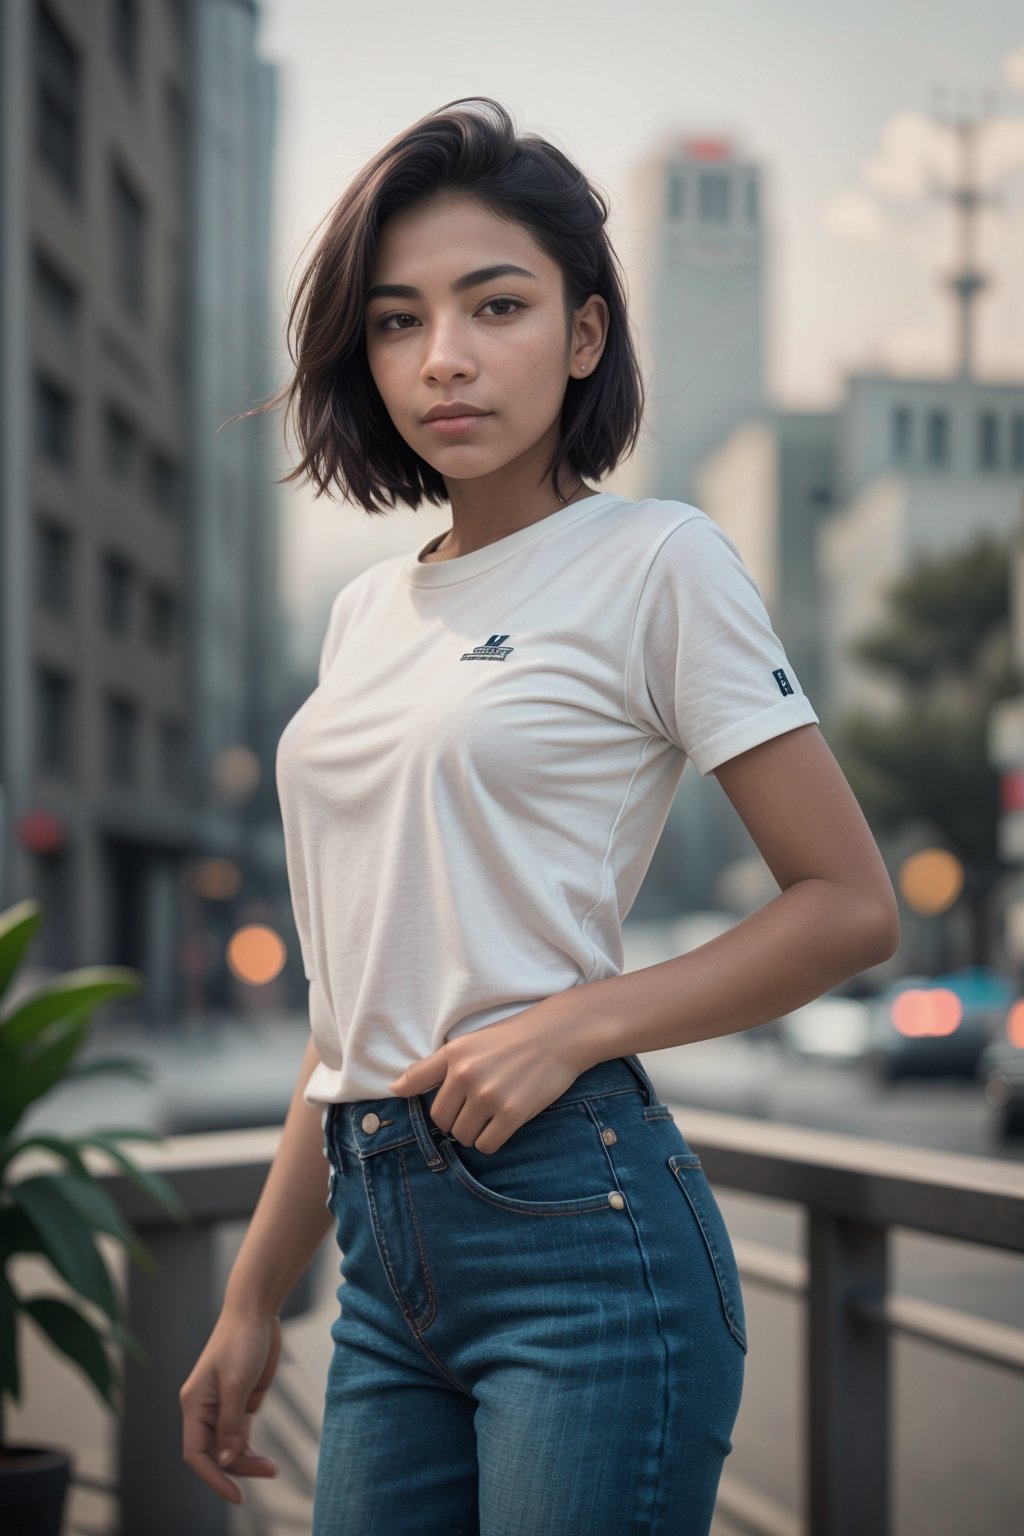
{"left": 479, "top": 297, "right": 525, "bottom": 318}
{"left": 372, "top": 297, "right": 526, "bottom": 332}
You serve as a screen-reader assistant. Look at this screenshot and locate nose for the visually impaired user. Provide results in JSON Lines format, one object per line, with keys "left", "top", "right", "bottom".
{"left": 419, "top": 316, "right": 478, "bottom": 386}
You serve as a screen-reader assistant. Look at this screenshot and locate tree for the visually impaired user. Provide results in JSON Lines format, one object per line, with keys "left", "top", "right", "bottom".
{"left": 832, "top": 531, "right": 1022, "bottom": 965}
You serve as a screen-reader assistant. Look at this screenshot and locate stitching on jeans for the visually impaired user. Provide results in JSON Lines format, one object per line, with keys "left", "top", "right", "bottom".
{"left": 362, "top": 1147, "right": 475, "bottom": 1393}
{"left": 669, "top": 1159, "right": 747, "bottom": 1351}
{"left": 583, "top": 1099, "right": 670, "bottom": 1527}
{"left": 442, "top": 1135, "right": 618, "bottom": 1217}
{"left": 398, "top": 1145, "right": 437, "bottom": 1331}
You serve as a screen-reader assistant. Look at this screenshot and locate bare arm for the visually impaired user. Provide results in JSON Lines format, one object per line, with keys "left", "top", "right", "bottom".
{"left": 222, "top": 1032, "right": 336, "bottom": 1319}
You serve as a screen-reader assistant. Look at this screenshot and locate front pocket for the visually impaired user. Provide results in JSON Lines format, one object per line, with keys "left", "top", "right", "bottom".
{"left": 437, "top": 1100, "right": 622, "bottom": 1217}
{"left": 668, "top": 1154, "right": 748, "bottom": 1353}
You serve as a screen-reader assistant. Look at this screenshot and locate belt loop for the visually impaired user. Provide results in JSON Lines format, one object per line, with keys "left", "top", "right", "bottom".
{"left": 407, "top": 1091, "right": 447, "bottom": 1170}
{"left": 623, "top": 1053, "right": 658, "bottom": 1106}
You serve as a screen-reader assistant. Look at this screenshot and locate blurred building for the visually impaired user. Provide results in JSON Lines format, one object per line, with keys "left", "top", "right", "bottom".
{"left": 632, "top": 114, "right": 1024, "bottom": 925}
{"left": 0, "top": 0, "right": 289, "bottom": 1019}
{"left": 632, "top": 132, "right": 766, "bottom": 509}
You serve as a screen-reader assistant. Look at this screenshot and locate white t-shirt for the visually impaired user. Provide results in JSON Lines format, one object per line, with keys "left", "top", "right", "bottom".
{"left": 275, "top": 493, "right": 819, "bottom": 1106}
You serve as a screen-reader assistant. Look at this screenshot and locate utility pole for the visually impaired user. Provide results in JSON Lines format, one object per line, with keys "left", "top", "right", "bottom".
{"left": 927, "top": 83, "right": 1003, "bottom": 382}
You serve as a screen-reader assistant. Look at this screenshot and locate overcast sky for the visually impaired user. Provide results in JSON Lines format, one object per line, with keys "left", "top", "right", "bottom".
{"left": 254, "top": 0, "right": 1024, "bottom": 647}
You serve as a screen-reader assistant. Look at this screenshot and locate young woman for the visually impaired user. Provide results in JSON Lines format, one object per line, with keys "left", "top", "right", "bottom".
{"left": 179, "top": 97, "right": 900, "bottom": 1534}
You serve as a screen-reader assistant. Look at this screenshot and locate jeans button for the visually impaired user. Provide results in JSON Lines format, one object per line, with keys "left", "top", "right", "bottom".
{"left": 361, "top": 1112, "right": 382, "bottom": 1133}
{"left": 608, "top": 1191, "right": 625, "bottom": 1210}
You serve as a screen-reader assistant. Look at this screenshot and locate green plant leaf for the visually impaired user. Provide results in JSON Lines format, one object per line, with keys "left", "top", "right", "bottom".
{"left": 0, "top": 1204, "right": 48, "bottom": 1263}
{"left": 59, "top": 1055, "right": 157, "bottom": 1087}
{"left": 31, "top": 1171, "right": 152, "bottom": 1270}
{"left": 103, "top": 1315, "right": 150, "bottom": 1365}
{"left": 75, "top": 1134, "right": 192, "bottom": 1227}
{"left": 0, "top": 1269, "right": 20, "bottom": 1402}
{"left": 0, "top": 967, "right": 144, "bottom": 1053}
{"left": 20, "top": 1295, "right": 120, "bottom": 1412}
{"left": 0, "top": 1012, "right": 94, "bottom": 1133}
{"left": 67, "top": 1126, "right": 165, "bottom": 1143}
{"left": 0, "top": 1131, "right": 95, "bottom": 1183}
{"left": 0, "top": 899, "right": 45, "bottom": 1015}
{"left": 9, "top": 1178, "right": 123, "bottom": 1324}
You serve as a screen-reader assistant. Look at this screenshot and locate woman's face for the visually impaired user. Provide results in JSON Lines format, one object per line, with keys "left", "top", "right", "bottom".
{"left": 364, "top": 192, "right": 603, "bottom": 489}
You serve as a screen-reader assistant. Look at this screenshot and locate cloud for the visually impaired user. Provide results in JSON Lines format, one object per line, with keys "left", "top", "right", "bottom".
{"left": 824, "top": 101, "right": 1024, "bottom": 245}
{"left": 821, "top": 188, "right": 887, "bottom": 244}
{"left": 1001, "top": 43, "right": 1024, "bottom": 94}
{"left": 860, "top": 110, "right": 955, "bottom": 198}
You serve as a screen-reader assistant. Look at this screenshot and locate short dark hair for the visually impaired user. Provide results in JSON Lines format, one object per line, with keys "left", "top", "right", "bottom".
{"left": 233, "top": 96, "right": 646, "bottom": 513}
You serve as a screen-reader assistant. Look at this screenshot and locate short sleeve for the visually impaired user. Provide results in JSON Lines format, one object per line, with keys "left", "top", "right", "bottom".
{"left": 317, "top": 586, "right": 349, "bottom": 684}
{"left": 626, "top": 513, "right": 819, "bottom": 775}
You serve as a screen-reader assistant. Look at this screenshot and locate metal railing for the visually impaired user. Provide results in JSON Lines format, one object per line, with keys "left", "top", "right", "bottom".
{"left": 22, "top": 1108, "right": 1024, "bottom": 1536}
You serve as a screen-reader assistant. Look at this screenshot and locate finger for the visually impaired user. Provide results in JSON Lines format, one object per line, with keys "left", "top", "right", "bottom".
{"left": 216, "top": 1380, "right": 262, "bottom": 1469}
{"left": 182, "top": 1412, "right": 246, "bottom": 1506}
{"left": 220, "top": 1445, "right": 280, "bottom": 1478}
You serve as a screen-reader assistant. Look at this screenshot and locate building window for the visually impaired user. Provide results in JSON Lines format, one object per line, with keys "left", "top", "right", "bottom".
{"left": 925, "top": 409, "right": 948, "bottom": 466}
{"left": 34, "top": 249, "right": 79, "bottom": 338}
{"left": 103, "top": 403, "right": 139, "bottom": 481}
{"left": 163, "top": 79, "right": 187, "bottom": 206}
{"left": 158, "top": 717, "right": 186, "bottom": 796}
{"left": 891, "top": 404, "right": 912, "bottom": 462}
{"left": 977, "top": 410, "right": 999, "bottom": 470}
{"left": 698, "top": 171, "right": 730, "bottom": 224}
{"left": 668, "top": 172, "right": 685, "bottom": 220}
{"left": 165, "top": 263, "right": 187, "bottom": 386}
{"left": 34, "top": 1, "right": 81, "bottom": 198}
{"left": 37, "top": 665, "right": 75, "bottom": 776}
{"left": 101, "top": 550, "right": 134, "bottom": 634}
{"left": 1010, "top": 413, "right": 1023, "bottom": 471}
{"left": 165, "top": 0, "right": 187, "bottom": 47}
{"left": 37, "top": 518, "right": 74, "bottom": 614}
{"left": 146, "top": 584, "right": 177, "bottom": 650}
{"left": 147, "top": 448, "right": 181, "bottom": 516}
{"left": 110, "top": 158, "right": 146, "bottom": 319}
{"left": 111, "top": 0, "right": 140, "bottom": 80}
{"left": 35, "top": 374, "right": 75, "bottom": 467}
{"left": 105, "top": 692, "right": 139, "bottom": 785}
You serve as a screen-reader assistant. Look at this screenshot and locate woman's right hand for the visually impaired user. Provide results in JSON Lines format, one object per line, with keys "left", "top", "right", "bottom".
{"left": 179, "top": 1305, "right": 283, "bottom": 1506}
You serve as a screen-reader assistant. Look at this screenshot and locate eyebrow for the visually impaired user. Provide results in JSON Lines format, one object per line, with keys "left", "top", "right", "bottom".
{"left": 365, "top": 263, "right": 540, "bottom": 304}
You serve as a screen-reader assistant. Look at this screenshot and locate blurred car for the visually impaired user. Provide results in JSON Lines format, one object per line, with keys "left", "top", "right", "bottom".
{"left": 863, "top": 967, "right": 1015, "bottom": 1082}
{"left": 777, "top": 991, "right": 874, "bottom": 1064}
{"left": 977, "top": 999, "right": 1024, "bottom": 1139}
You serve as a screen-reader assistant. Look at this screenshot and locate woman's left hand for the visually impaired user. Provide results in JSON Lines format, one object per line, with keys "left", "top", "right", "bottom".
{"left": 386, "top": 1000, "right": 594, "bottom": 1154}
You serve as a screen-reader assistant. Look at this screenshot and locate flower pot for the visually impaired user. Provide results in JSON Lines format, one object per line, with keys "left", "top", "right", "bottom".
{"left": 0, "top": 1444, "right": 73, "bottom": 1536}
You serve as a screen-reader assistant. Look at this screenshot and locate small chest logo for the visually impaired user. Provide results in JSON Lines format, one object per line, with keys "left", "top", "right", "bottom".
{"left": 773, "top": 667, "right": 794, "bottom": 697}
{"left": 460, "top": 633, "right": 514, "bottom": 662}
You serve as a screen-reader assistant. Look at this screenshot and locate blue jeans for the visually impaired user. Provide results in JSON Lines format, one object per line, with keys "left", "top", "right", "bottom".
{"left": 313, "top": 1053, "right": 747, "bottom": 1535}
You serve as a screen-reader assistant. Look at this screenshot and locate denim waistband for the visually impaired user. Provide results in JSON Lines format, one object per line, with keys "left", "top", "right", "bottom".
{"left": 322, "top": 1053, "right": 662, "bottom": 1166}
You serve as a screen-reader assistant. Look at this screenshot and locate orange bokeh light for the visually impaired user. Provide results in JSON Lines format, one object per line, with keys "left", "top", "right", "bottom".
{"left": 890, "top": 987, "right": 963, "bottom": 1037}
{"left": 897, "top": 848, "right": 964, "bottom": 917}
{"left": 1006, "top": 999, "right": 1024, "bottom": 1049}
{"left": 226, "top": 924, "right": 287, "bottom": 987}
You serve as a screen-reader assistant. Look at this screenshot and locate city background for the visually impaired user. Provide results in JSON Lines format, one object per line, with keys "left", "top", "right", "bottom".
{"left": 2, "top": 2, "right": 1024, "bottom": 1534}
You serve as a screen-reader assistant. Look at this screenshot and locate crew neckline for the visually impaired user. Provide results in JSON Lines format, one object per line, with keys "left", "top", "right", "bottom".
{"left": 401, "top": 492, "right": 623, "bottom": 587}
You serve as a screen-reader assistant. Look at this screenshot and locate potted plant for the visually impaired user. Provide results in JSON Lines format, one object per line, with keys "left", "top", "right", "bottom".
{"left": 0, "top": 898, "right": 191, "bottom": 1536}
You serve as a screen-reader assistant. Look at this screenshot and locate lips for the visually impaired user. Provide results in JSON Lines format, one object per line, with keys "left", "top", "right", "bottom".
{"left": 422, "top": 413, "right": 493, "bottom": 437}
{"left": 422, "top": 404, "right": 490, "bottom": 422}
